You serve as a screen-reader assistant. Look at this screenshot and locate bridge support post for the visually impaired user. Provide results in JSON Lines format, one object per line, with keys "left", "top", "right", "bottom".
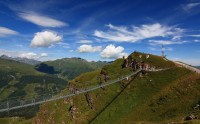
{"left": 20, "top": 99, "right": 24, "bottom": 107}
{"left": 6, "top": 99, "right": 9, "bottom": 115}
{"left": 43, "top": 95, "right": 45, "bottom": 102}
{"left": 32, "top": 98, "right": 35, "bottom": 106}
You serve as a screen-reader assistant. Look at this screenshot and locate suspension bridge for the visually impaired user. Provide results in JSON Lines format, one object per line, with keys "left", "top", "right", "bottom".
{"left": 0, "top": 69, "right": 143, "bottom": 112}
{"left": 0, "top": 67, "right": 184, "bottom": 112}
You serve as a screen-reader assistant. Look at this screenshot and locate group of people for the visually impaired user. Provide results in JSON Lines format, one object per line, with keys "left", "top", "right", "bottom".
{"left": 122, "top": 55, "right": 150, "bottom": 71}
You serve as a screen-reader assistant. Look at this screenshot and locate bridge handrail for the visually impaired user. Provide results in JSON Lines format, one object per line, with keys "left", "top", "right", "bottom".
{"left": 0, "top": 68, "right": 148, "bottom": 112}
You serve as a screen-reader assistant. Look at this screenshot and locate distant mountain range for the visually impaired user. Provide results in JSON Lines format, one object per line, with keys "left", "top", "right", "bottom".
{"left": 35, "top": 57, "right": 109, "bottom": 80}
{"left": 0, "top": 55, "right": 40, "bottom": 65}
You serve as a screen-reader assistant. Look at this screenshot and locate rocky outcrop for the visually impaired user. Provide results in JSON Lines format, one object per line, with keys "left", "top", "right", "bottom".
{"left": 85, "top": 92, "right": 94, "bottom": 110}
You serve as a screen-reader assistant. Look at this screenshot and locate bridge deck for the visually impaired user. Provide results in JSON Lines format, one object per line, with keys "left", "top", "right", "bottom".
{"left": 0, "top": 69, "right": 143, "bottom": 112}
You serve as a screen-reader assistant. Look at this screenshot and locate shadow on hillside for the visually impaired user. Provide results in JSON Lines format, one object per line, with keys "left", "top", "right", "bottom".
{"left": 35, "top": 63, "right": 58, "bottom": 74}
{"left": 89, "top": 72, "right": 140, "bottom": 123}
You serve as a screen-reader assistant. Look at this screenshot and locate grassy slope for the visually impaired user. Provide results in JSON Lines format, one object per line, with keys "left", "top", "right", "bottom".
{"left": 0, "top": 58, "right": 42, "bottom": 75}
{"left": 91, "top": 68, "right": 200, "bottom": 123}
{"left": 4, "top": 68, "right": 200, "bottom": 124}
{"left": 0, "top": 117, "right": 32, "bottom": 124}
{"left": 32, "top": 58, "right": 133, "bottom": 124}
{"left": 32, "top": 52, "right": 200, "bottom": 124}
{"left": 0, "top": 59, "right": 68, "bottom": 101}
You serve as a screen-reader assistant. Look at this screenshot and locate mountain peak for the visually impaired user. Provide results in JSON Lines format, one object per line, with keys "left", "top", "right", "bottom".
{"left": 0, "top": 54, "right": 11, "bottom": 59}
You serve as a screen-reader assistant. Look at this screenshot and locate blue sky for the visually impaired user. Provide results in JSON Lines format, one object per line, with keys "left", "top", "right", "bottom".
{"left": 0, "top": 0, "right": 200, "bottom": 65}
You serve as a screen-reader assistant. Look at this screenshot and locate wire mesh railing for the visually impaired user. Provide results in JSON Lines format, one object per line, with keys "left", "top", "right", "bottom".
{"left": 0, "top": 69, "right": 142, "bottom": 112}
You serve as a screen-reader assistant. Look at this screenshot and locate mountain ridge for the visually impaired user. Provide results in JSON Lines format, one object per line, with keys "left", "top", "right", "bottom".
{"left": 33, "top": 52, "right": 200, "bottom": 124}
{"left": 0, "top": 55, "right": 41, "bottom": 65}
{"left": 35, "top": 57, "right": 109, "bottom": 80}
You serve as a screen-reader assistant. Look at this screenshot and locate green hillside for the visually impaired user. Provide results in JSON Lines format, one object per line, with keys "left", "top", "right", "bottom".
{"left": 0, "top": 117, "right": 32, "bottom": 124}
{"left": 0, "top": 59, "right": 67, "bottom": 102}
{"left": 30, "top": 52, "right": 200, "bottom": 124}
{"left": 91, "top": 68, "right": 200, "bottom": 124}
{"left": 2, "top": 52, "right": 200, "bottom": 124}
{"left": 35, "top": 57, "right": 108, "bottom": 80}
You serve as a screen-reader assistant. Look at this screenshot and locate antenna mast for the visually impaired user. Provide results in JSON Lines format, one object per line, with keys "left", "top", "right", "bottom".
{"left": 162, "top": 45, "right": 165, "bottom": 58}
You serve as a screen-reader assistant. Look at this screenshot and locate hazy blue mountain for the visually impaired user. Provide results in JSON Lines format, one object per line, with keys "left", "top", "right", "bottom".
{"left": 0, "top": 55, "right": 40, "bottom": 65}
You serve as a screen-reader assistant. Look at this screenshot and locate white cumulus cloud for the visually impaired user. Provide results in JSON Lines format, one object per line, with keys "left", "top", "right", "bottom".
{"left": 18, "top": 52, "right": 47, "bottom": 59}
{"left": 0, "top": 49, "right": 48, "bottom": 60}
{"left": 19, "top": 52, "right": 48, "bottom": 59}
{"left": 18, "top": 12, "right": 67, "bottom": 27}
{"left": 19, "top": 52, "right": 37, "bottom": 59}
{"left": 30, "top": 31, "right": 62, "bottom": 47}
{"left": 40, "top": 53, "right": 48, "bottom": 57}
{"left": 0, "top": 26, "right": 18, "bottom": 37}
{"left": 100, "top": 44, "right": 128, "bottom": 59}
{"left": 94, "top": 23, "right": 183, "bottom": 43}
{"left": 78, "top": 44, "right": 102, "bottom": 53}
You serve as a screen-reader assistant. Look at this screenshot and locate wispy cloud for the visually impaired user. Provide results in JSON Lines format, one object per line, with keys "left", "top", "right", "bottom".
{"left": 18, "top": 12, "right": 67, "bottom": 27}
{"left": 172, "top": 35, "right": 182, "bottom": 40}
{"left": 189, "top": 34, "right": 200, "bottom": 37}
{"left": 148, "top": 47, "right": 173, "bottom": 51}
{"left": 78, "top": 44, "right": 102, "bottom": 53}
{"left": 77, "top": 40, "right": 93, "bottom": 44}
{"left": 183, "top": 2, "right": 200, "bottom": 11}
{"left": 57, "top": 42, "right": 70, "bottom": 48}
{"left": 0, "top": 26, "right": 18, "bottom": 37}
{"left": 194, "top": 40, "right": 200, "bottom": 42}
{"left": 94, "top": 23, "right": 183, "bottom": 42}
{"left": 149, "top": 40, "right": 188, "bottom": 45}
{"left": 16, "top": 44, "right": 23, "bottom": 48}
